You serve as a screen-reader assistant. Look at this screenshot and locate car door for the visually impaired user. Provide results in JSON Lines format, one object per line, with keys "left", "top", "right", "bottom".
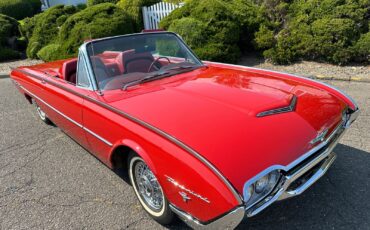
{"left": 41, "top": 56, "right": 91, "bottom": 150}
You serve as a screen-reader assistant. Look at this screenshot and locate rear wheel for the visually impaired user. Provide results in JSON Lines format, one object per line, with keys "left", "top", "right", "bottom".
{"left": 32, "top": 98, "right": 52, "bottom": 125}
{"left": 128, "top": 152, "right": 174, "bottom": 225}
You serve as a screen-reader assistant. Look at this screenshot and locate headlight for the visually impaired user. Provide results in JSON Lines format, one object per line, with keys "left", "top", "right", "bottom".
{"left": 243, "top": 170, "right": 281, "bottom": 208}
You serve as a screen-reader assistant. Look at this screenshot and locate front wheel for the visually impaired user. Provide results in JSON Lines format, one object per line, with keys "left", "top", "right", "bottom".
{"left": 128, "top": 152, "right": 174, "bottom": 225}
{"left": 32, "top": 98, "right": 52, "bottom": 125}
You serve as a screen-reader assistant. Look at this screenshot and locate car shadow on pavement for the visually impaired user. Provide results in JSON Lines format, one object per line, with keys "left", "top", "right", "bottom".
{"left": 236, "top": 143, "right": 370, "bottom": 230}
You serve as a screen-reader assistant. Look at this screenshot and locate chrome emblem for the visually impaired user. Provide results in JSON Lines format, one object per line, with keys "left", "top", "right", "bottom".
{"left": 310, "top": 128, "right": 329, "bottom": 144}
{"left": 179, "top": 191, "right": 191, "bottom": 203}
{"left": 165, "top": 175, "right": 210, "bottom": 203}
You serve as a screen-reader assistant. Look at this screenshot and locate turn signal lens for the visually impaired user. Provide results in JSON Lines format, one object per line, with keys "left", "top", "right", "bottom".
{"left": 255, "top": 175, "right": 269, "bottom": 193}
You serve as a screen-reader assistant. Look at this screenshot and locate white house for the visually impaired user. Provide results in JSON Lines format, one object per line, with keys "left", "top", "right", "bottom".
{"left": 41, "top": 0, "right": 87, "bottom": 9}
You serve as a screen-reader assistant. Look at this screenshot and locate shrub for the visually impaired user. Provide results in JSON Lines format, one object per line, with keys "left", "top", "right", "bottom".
{"left": 25, "top": 5, "right": 79, "bottom": 59}
{"left": 76, "top": 4, "right": 87, "bottom": 10}
{"left": 0, "top": 0, "right": 39, "bottom": 20}
{"left": 168, "top": 18, "right": 207, "bottom": 48}
{"left": 254, "top": 25, "right": 275, "bottom": 50}
{"left": 255, "top": 0, "right": 369, "bottom": 64}
{"left": 87, "top": 0, "right": 119, "bottom": 7}
{"left": 0, "top": 14, "right": 19, "bottom": 45}
{"left": 194, "top": 43, "right": 241, "bottom": 63}
{"left": 353, "top": 32, "right": 370, "bottom": 62}
{"left": 0, "top": 46, "right": 20, "bottom": 61}
{"left": 37, "top": 43, "right": 62, "bottom": 62}
{"left": 55, "top": 3, "right": 134, "bottom": 59}
{"left": 19, "top": 17, "right": 38, "bottom": 41}
{"left": 160, "top": 0, "right": 241, "bottom": 63}
{"left": 117, "top": 0, "right": 161, "bottom": 31}
{"left": 232, "top": 0, "right": 268, "bottom": 50}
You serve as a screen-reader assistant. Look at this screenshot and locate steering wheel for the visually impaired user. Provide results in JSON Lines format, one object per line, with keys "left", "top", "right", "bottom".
{"left": 147, "top": 56, "right": 171, "bottom": 73}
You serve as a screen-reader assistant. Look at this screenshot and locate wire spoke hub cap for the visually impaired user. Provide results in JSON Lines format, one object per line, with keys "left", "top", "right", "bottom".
{"left": 134, "top": 161, "right": 163, "bottom": 211}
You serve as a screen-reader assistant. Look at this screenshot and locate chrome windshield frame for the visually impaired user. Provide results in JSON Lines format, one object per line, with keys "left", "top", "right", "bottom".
{"left": 79, "top": 32, "right": 204, "bottom": 92}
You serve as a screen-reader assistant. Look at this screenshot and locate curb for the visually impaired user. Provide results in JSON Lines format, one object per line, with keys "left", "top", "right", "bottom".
{"left": 0, "top": 73, "right": 9, "bottom": 79}
{"left": 308, "top": 74, "right": 370, "bottom": 83}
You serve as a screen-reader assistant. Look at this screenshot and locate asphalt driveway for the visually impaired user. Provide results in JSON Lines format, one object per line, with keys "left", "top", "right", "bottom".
{"left": 0, "top": 77, "right": 369, "bottom": 229}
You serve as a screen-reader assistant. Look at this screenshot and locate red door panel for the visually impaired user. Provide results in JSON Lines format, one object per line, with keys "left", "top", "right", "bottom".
{"left": 39, "top": 77, "right": 90, "bottom": 149}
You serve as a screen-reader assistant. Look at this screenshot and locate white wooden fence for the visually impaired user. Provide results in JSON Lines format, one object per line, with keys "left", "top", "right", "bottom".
{"left": 142, "top": 2, "right": 183, "bottom": 30}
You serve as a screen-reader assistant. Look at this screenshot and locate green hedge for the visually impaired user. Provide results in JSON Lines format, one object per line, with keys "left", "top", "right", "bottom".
{"left": 0, "top": 14, "right": 21, "bottom": 61}
{"left": 0, "top": 0, "right": 40, "bottom": 20}
{"left": 161, "top": 0, "right": 368, "bottom": 65}
{"left": 37, "top": 43, "right": 61, "bottom": 62}
{"left": 117, "top": 0, "right": 161, "bottom": 31}
{"left": 353, "top": 32, "right": 370, "bottom": 62}
{"left": 0, "top": 14, "right": 19, "bottom": 45}
{"left": 161, "top": 0, "right": 242, "bottom": 63}
{"left": 254, "top": 0, "right": 369, "bottom": 64}
{"left": 0, "top": 46, "right": 20, "bottom": 61}
{"left": 87, "top": 0, "right": 119, "bottom": 7}
{"left": 41, "top": 3, "right": 135, "bottom": 61}
{"left": 25, "top": 5, "right": 79, "bottom": 59}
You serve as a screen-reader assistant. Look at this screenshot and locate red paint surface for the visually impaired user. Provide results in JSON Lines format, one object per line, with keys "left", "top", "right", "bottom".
{"left": 10, "top": 59, "right": 350, "bottom": 222}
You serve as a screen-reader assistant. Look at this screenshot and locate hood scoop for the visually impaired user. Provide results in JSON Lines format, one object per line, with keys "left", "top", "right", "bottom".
{"left": 257, "top": 95, "right": 297, "bottom": 117}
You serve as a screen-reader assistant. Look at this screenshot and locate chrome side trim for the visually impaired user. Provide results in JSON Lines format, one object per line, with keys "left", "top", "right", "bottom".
{"left": 83, "top": 127, "right": 113, "bottom": 147}
{"left": 14, "top": 68, "right": 243, "bottom": 205}
{"left": 205, "top": 61, "right": 359, "bottom": 110}
{"left": 19, "top": 85, "right": 113, "bottom": 147}
{"left": 170, "top": 205, "right": 245, "bottom": 230}
{"left": 21, "top": 86, "right": 82, "bottom": 128}
{"left": 257, "top": 95, "right": 297, "bottom": 117}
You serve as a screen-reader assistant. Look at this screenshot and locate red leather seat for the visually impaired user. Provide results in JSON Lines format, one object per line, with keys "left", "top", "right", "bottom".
{"left": 115, "top": 50, "right": 135, "bottom": 74}
{"left": 61, "top": 59, "right": 77, "bottom": 84}
{"left": 117, "top": 50, "right": 155, "bottom": 73}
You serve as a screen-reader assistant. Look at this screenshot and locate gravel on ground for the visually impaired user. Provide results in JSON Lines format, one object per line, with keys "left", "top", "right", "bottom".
{"left": 0, "top": 59, "right": 44, "bottom": 75}
{"left": 238, "top": 54, "right": 370, "bottom": 81}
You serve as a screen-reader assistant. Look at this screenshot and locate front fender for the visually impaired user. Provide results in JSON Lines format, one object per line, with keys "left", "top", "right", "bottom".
{"left": 109, "top": 137, "right": 243, "bottom": 223}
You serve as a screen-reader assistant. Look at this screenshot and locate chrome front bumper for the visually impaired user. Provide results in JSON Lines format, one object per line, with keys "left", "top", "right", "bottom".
{"left": 172, "top": 108, "right": 359, "bottom": 229}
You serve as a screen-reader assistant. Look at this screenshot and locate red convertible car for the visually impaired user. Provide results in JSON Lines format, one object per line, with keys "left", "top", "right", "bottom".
{"left": 10, "top": 32, "right": 359, "bottom": 228}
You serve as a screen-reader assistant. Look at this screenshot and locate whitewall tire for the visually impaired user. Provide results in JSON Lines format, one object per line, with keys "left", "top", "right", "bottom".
{"left": 128, "top": 152, "right": 174, "bottom": 224}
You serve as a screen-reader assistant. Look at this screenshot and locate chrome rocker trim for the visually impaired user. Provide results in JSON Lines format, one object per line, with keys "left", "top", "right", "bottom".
{"left": 170, "top": 205, "right": 245, "bottom": 230}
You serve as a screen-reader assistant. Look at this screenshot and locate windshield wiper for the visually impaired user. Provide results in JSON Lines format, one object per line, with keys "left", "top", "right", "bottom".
{"left": 164, "top": 65, "right": 199, "bottom": 71}
{"left": 122, "top": 65, "right": 203, "bottom": 90}
{"left": 122, "top": 71, "right": 170, "bottom": 90}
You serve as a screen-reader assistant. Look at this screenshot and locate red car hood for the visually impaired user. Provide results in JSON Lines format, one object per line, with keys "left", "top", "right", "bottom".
{"left": 103, "top": 66, "right": 346, "bottom": 194}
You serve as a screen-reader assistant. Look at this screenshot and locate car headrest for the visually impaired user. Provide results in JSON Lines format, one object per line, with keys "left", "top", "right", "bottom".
{"left": 61, "top": 58, "right": 77, "bottom": 82}
{"left": 115, "top": 50, "right": 135, "bottom": 74}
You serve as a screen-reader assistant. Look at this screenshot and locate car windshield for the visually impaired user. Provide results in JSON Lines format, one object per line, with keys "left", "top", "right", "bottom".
{"left": 85, "top": 32, "right": 203, "bottom": 91}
